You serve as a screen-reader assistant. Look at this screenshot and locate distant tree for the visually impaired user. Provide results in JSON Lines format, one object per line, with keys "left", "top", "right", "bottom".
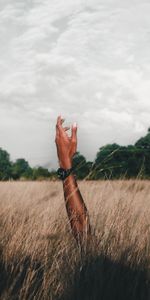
{"left": 0, "top": 148, "right": 12, "bottom": 180}
{"left": 32, "top": 167, "right": 50, "bottom": 180}
{"left": 49, "top": 169, "right": 57, "bottom": 181}
{"left": 93, "top": 144, "right": 121, "bottom": 179}
{"left": 125, "top": 145, "right": 145, "bottom": 178}
{"left": 135, "top": 129, "right": 150, "bottom": 149}
{"left": 134, "top": 130, "right": 150, "bottom": 178}
{"left": 12, "top": 159, "right": 30, "bottom": 180}
{"left": 22, "top": 167, "right": 33, "bottom": 180}
{"left": 85, "top": 161, "right": 93, "bottom": 180}
{"left": 72, "top": 152, "right": 92, "bottom": 179}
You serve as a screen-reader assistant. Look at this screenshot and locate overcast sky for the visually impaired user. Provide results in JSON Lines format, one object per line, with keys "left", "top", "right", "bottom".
{"left": 0, "top": 0, "right": 150, "bottom": 169}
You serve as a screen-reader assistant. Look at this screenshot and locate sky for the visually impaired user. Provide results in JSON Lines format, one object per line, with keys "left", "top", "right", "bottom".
{"left": 0, "top": 0, "right": 150, "bottom": 170}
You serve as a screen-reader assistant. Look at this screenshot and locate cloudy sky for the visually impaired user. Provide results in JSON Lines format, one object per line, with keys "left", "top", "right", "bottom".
{"left": 0, "top": 0, "right": 150, "bottom": 169}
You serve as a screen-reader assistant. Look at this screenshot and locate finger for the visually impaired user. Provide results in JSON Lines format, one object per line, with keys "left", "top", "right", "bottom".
{"left": 56, "top": 115, "right": 64, "bottom": 135}
{"left": 71, "top": 122, "right": 77, "bottom": 141}
{"left": 57, "top": 115, "right": 62, "bottom": 127}
{"left": 61, "top": 118, "right": 65, "bottom": 125}
{"left": 55, "top": 124, "right": 59, "bottom": 141}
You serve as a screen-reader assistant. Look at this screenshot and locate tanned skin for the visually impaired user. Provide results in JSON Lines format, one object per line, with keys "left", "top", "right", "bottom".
{"left": 55, "top": 115, "right": 91, "bottom": 249}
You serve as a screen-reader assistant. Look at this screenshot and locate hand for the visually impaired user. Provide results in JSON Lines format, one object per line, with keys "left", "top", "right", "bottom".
{"left": 55, "top": 115, "right": 77, "bottom": 169}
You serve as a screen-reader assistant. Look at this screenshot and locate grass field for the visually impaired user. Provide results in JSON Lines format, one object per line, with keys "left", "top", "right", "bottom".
{"left": 0, "top": 180, "right": 149, "bottom": 299}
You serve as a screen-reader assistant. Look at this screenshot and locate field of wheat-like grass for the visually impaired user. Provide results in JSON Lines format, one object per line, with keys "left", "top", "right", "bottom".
{"left": 0, "top": 180, "right": 149, "bottom": 300}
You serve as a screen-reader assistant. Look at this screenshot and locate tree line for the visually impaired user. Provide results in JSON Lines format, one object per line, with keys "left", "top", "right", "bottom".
{"left": 0, "top": 152, "right": 56, "bottom": 181}
{"left": 0, "top": 128, "right": 150, "bottom": 180}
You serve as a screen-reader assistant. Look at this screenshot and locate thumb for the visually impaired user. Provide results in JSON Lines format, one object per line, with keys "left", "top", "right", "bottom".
{"left": 71, "top": 122, "right": 77, "bottom": 140}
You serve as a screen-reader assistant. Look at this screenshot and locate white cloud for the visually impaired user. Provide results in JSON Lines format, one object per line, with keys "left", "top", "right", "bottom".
{"left": 0, "top": 0, "right": 150, "bottom": 168}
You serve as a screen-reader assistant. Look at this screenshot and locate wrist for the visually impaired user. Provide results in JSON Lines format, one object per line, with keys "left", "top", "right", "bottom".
{"left": 59, "top": 158, "right": 72, "bottom": 169}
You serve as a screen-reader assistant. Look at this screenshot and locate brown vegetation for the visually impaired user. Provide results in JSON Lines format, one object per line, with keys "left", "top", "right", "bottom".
{"left": 0, "top": 180, "right": 149, "bottom": 299}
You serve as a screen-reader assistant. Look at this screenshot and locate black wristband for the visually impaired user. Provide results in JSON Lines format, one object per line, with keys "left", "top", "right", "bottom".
{"left": 57, "top": 167, "right": 74, "bottom": 181}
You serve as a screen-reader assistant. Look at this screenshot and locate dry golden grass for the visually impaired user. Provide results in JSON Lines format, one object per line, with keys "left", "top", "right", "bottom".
{"left": 0, "top": 180, "right": 150, "bottom": 299}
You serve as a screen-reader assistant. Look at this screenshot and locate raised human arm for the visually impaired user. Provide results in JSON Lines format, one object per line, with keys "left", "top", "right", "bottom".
{"left": 63, "top": 173, "right": 91, "bottom": 248}
{"left": 55, "top": 116, "right": 91, "bottom": 248}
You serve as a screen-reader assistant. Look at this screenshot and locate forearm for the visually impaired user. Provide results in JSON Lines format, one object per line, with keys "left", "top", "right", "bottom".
{"left": 63, "top": 173, "right": 91, "bottom": 246}
{"left": 55, "top": 115, "right": 91, "bottom": 247}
